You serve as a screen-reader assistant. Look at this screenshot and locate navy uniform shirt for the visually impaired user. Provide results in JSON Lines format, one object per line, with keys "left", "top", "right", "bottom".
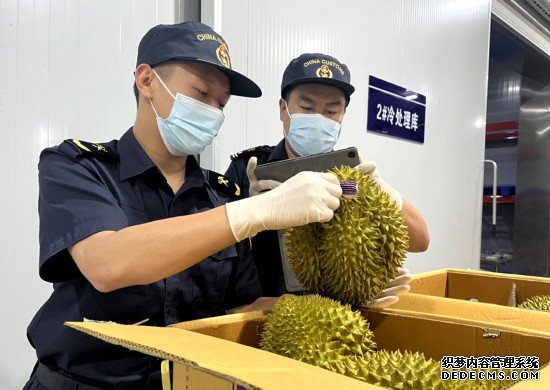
{"left": 28, "top": 128, "right": 261, "bottom": 388}
{"left": 224, "top": 139, "right": 289, "bottom": 297}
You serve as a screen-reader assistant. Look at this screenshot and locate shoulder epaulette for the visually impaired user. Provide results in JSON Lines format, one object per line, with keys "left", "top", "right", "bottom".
{"left": 207, "top": 171, "right": 241, "bottom": 198}
{"left": 230, "top": 145, "right": 275, "bottom": 161}
{"left": 59, "top": 139, "right": 118, "bottom": 159}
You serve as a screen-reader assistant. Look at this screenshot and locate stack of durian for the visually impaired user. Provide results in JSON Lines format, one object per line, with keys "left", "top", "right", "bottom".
{"left": 260, "top": 166, "right": 518, "bottom": 389}
{"left": 261, "top": 294, "right": 515, "bottom": 389}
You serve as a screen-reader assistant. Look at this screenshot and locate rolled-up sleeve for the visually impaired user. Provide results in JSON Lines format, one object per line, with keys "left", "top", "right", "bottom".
{"left": 38, "top": 149, "right": 128, "bottom": 283}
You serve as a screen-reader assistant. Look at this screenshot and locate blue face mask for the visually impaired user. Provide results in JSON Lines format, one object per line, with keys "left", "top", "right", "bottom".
{"left": 150, "top": 69, "right": 225, "bottom": 156}
{"left": 285, "top": 101, "right": 341, "bottom": 157}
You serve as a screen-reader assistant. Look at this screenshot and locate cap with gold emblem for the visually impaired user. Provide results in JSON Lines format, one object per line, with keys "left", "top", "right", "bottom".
{"left": 136, "top": 21, "right": 261, "bottom": 98}
{"left": 281, "top": 53, "right": 354, "bottom": 101}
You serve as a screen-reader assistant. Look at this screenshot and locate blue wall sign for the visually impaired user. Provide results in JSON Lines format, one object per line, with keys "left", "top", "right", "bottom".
{"left": 367, "top": 76, "right": 426, "bottom": 143}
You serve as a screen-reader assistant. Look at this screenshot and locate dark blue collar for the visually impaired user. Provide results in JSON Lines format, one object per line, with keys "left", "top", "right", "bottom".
{"left": 118, "top": 128, "right": 206, "bottom": 189}
{"left": 182, "top": 153, "right": 207, "bottom": 189}
{"left": 118, "top": 128, "right": 157, "bottom": 181}
{"left": 267, "top": 139, "right": 289, "bottom": 162}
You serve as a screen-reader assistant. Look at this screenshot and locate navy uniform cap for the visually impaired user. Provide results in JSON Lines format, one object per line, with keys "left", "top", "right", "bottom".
{"left": 137, "top": 22, "right": 262, "bottom": 98}
{"left": 281, "top": 53, "right": 355, "bottom": 100}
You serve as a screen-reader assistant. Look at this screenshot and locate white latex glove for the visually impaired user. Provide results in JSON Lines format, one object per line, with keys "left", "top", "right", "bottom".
{"left": 366, "top": 268, "right": 414, "bottom": 309}
{"left": 225, "top": 171, "right": 342, "bottom": 241}
{"left": 354, "top": 160, "right": 403, "bottom": 210}
{"left": 246, "top": 156, "right": 282, "bottom": 196}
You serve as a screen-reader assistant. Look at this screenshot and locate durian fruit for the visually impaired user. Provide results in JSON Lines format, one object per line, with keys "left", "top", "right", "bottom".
{"left": 282, "top": 223, "right": 325, "bottom": 294}
{"left": 325, "top": 350, "right": 445, "bottom": 389}
{"left": 260, "top": 294, "right": 376, "bottom": 366}
{"left": 357, "top": 351, "right": 517, "bottom": 390}
{"left": 261, "top": 295, "right": 517, "bottom": 389}
{"left": 518, "top": 295, "right": 550, "bottom": 312}
{"left": 364, "top": 350, "right": 468, "bottom": 390}
{"left": 284, "top": 165, "right": 409, "bottom": 306}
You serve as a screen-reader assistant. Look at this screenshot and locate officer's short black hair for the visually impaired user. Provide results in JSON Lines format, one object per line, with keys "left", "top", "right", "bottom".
{"left": 283, "top": 86, "right": 293, "bottom": 102}
{"left": 133, "top": 82, "right": 139, "bottom": 106}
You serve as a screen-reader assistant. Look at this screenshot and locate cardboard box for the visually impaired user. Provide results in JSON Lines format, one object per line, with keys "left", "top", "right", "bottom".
{"left": 66, "top": 313, "right": 373, "bottom": 390}
{"left": 390, "top": 293, "right": 550, "bottom": 334}
{"left": 408, "top": 268, "right": 550, "bottom": 306}
{"left": 67, "top": 307, "right": 550, "bottom": 389}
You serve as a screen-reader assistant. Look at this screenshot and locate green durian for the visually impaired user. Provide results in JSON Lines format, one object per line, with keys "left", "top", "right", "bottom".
{"left": 262, "top": 295, "right": 518, "bottom": 389}
{"left": 284, "top": 165, "right": 409, "bottom": 306}
{"left": 355, "top": 351, "right": 516, "bottom": 390}
{"left": 260, "top": 294, "right": 376, "bottom": 366}
{"left": 283, "top": 223, "right": 325, "bottom": 294}
{"left": 354, "top": 350, "right": 448, "bottom": 389}
{"left": 315, "top": 349, "right": 444, "bottom": 389}
{"left": 519, "top": 295, "right": 550, "bottom": 311}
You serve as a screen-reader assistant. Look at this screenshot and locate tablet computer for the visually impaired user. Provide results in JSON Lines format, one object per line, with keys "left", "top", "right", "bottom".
{"left": 254, "top": 147, "right": 360, "bottom": 182}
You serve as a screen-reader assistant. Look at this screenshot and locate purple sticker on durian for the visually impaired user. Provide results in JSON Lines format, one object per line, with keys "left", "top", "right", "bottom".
{"left": 340, "top": 180, "right": 358, "bottom": 199}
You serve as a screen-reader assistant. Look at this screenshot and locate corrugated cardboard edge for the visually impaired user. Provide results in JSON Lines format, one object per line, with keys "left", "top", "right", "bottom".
{"left": 444, "top": 268, "right": 550, "bottom": 283}
{"left": 391, "top": 294, "right": 550, "bottom": 334}
{"left": 409, "top": 268, "right": 550, "bottom": 307}
{"left": 65, "top": 321, "right": 374, "bottom": 390}
{"left": 178, "top": 310, "right": 550, "bottom": 388}
{"left": 366, "top": 306, "right": 550, "bottom": 339}
{"left": 66, "top": 322, "right": 259, "bottom": 389}
{"left": 411, "top": 268, "right": 550, "bottom": 285}
{"left": 177, "top": 309, "right": 550, "bottom": 354}
{"left": 408, "top": 269, "right": 448, "bottom": 295}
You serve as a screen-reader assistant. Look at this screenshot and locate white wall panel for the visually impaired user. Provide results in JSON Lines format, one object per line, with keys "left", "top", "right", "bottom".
{"left": 0, "top": 1, "right": 19, "bottom": 387}
{"left": 0, "top": 1, "right": 177, "bottom": 387}
{"left": 206, "top": 0, "right": 492, "bottom": 273}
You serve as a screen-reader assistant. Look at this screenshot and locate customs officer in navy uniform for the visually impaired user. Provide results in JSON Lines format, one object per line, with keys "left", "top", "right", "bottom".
{"left": 24, "top": 25, "right": 343, "bottom": 389}
{"left": 225, "top": 53, "right": 429, "bottom": 302}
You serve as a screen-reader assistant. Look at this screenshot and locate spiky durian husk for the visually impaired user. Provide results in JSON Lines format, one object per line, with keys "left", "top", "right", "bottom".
{"left": 317, "top": 350, "right": 444, "bottom": 388}
{"left": 355, "top": 350, "right": 447, "bottom": 389}
{"left": 355, "top": 351, "right": 515, "bottom": 390}
{"left": 260, "top": 294, "right": 376, "bottom": 366}
{"left": 519, "top": 295, "right": 550, "bottom": 311}
{"left": 284, "top": 165, "right": 409, "bottom": 306}
{"left": 262, "top": 296, "right": 517, "bottom": 389}
{"left": 282, "top": 223, "right": 326, "bottom": 294}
